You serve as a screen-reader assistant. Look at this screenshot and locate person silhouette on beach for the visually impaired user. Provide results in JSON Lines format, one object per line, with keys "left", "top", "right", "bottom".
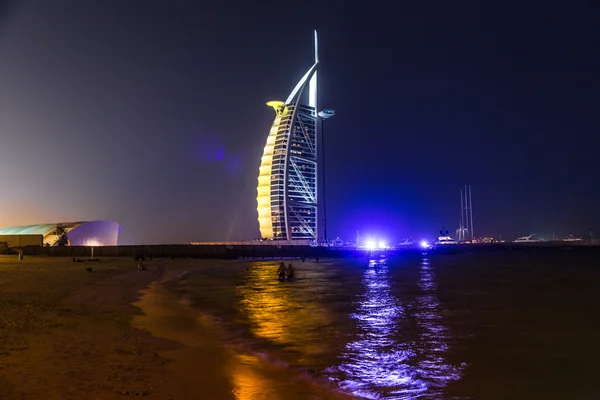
{"left": 285, "top": 263, "right": 295, "bottom": 281}
{"left": 277, "top": 262, "right": 286, "bottom": 281}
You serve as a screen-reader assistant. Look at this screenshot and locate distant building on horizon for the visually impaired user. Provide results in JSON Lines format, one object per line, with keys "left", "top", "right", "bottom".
{"left": 256, "top": 31, "right": 325, "bottom": 242}
{"left": 0, "top": 220, "right": 121, "bottom": 247}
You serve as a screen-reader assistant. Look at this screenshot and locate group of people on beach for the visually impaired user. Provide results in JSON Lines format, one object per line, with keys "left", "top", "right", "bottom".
{"left": 277, "top": 262, "right": 295, "bottom": 281}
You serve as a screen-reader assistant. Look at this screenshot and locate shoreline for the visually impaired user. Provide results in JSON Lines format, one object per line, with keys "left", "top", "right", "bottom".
{"left": 132, "top": 261, "right": 357, "bottom": 400}
{"left": 0, "top": 256, "right": 354, "bottom": 399}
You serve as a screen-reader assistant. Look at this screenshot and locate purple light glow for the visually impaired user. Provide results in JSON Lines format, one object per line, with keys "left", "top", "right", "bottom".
{"left": 412, "top": 259, "right": 462, "bottom": 384}
{"left": 63, "top": 220, "right": 119, "bottom": 246}
{"left": 331, "top": 257, "right": 462, "bottom": 398}
{"left": 225, "top": 154, "right": 243, "bottom": 173}
{"left": 194, "top": 134, "right": 225, "bottom": 162}
{"left": 334, "top": 259, "right": 428, "bottom": 398}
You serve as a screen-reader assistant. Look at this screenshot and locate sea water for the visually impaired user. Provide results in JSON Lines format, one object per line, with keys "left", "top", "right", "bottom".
{"left": 159, "top": 252, "right": 600, "bottom": 399}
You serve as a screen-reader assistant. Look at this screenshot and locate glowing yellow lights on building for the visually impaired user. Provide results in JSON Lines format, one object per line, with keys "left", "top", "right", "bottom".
{"left": 266, "top": 100, "right": 285, "bottom": 112}
{"left": 256, "top": 31, "right": 321, "bottom": 241}
{"left": 256, "top": 107, "right": 284, "bottom": 239}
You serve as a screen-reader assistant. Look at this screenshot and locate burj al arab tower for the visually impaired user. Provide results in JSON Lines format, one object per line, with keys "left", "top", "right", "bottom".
{"left": 257, "top": 31, "right": 332, "bottom": 242}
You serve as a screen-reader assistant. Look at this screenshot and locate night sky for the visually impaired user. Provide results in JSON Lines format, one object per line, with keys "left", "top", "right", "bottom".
{"left": 0, "top": 0, "right": 598, "bottom": 244}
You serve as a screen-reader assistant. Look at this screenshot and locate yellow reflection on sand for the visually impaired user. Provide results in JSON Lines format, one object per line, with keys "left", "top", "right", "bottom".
{"left": 229, "top": 352, "right": 355, "bottom": 400}
{"left": 132, "top": 266, "right": 352, "bottom": 400}
{"left": 230, "top": 354, "right": 275, "bottom": 400}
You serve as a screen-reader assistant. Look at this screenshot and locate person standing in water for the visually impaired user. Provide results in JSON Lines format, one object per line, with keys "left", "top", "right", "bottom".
{"left": 277, "top": 262, "right": 286, "bottom": 280}
{"left": 285, "top": 263, "right": 295, "bottom": 281}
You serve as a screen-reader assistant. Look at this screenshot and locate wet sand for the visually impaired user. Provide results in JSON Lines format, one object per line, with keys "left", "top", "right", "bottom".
{"left": 133, "top": 265, "right": 354, "bottom": 400}
{"left": 0, "top": 256, "right": 353, "bottom": 400}
{"left": 4, "top": 253, "right": 600, "bottom": 399}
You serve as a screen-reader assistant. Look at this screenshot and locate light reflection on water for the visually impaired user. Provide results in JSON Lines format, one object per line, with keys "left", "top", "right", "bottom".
{"left": 335, "top": 258, "right": 427, "bottom": 399}
{"left": 413, "top": 258, "right": 462, "bottom": 396}
{"left": 237, "top": 262, "right": 346, "bottom": 367}
{"left": 207, "top": 258, "right": 461, "bottom": 399}
{"left": 170, "top": 254, "right": 600, "bottom": 399}
{"left": 333, "top": 257, "right": 461, "bottom": 399}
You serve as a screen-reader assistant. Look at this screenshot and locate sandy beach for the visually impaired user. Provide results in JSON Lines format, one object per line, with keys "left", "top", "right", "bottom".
{"left": 0, "top": 256, "right": 353, "bottom": 400}
{"left": 3, "top": 253, "right": 600, "bottom": 399}
{"left": 0, "top": 255, "right": 184, "bottom": 399}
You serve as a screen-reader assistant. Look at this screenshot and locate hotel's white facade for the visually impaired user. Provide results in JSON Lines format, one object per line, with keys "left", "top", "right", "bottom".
{"left": 257, "top": 31, "right": 321, "bottom": 241}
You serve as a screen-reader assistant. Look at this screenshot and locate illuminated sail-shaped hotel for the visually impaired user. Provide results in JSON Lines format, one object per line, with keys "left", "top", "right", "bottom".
{"left": 257, "top": 31, "right": 322, "bottom": 241}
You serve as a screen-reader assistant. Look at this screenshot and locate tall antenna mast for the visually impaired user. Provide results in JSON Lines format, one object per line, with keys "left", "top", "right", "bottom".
{"left": 464, "top": 185, "right": 469, "bottom": 239}
{"left": 314, "top": 29, "right": 319, "bottom": 63}
{"left": 459, "top": 188, "right": 465, "bottom": 241}
{"left": 469, "top": 185, "right": 474, "bottom": 240}
{"left": 309, "top": 30, "right": 318, "bottom": 108}
{"left": 310, "top": 30, "right": 319, "bottom": 239}
{"left": 458, "top": 189, "right": 465, "bottom": 240}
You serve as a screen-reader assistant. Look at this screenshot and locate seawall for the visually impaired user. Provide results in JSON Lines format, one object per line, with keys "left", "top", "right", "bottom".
{"left": 18, "top": 242, "right": 600, "bottom": 259}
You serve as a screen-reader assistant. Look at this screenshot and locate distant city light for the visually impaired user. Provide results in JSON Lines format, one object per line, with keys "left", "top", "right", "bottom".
{"left": 366, "top": 240, "right": 376, "bottom": 250}
{"left": 420, "top": 240, "right": 431, "bottom": 249}
{"left": 378, "top": 241, "right": 387, "bottom": 249}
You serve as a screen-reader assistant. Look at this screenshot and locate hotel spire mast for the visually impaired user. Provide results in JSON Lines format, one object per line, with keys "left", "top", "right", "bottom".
{"left": 309, "top": 30, "right": 318, "bottom": 109}
{"left": 256, "top": 31, "right": 324, "bottom": 242}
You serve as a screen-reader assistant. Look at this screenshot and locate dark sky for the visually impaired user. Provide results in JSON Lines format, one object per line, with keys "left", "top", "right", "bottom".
{"left": 0, "top": 0, "right": 599, "bottom": 244}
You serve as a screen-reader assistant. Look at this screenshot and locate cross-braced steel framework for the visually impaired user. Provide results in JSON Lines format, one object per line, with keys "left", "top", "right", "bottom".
{"left": 257, "top": 31, "right": 321, "bottom": 241}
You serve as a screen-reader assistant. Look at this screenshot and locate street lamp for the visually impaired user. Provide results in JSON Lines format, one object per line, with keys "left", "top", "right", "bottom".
{"left": 317, "top": 109, "right": 336, "bottom": 244}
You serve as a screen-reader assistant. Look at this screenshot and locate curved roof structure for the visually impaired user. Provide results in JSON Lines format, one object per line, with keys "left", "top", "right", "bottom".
{"left": 0, "top": 223, "right": 78, "bottom": 236}
{"left": 257, "top": 31, "right": 322, "bottom": 241}
{"left": 0, "top": 220, "right": 120, "bottom": 246}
